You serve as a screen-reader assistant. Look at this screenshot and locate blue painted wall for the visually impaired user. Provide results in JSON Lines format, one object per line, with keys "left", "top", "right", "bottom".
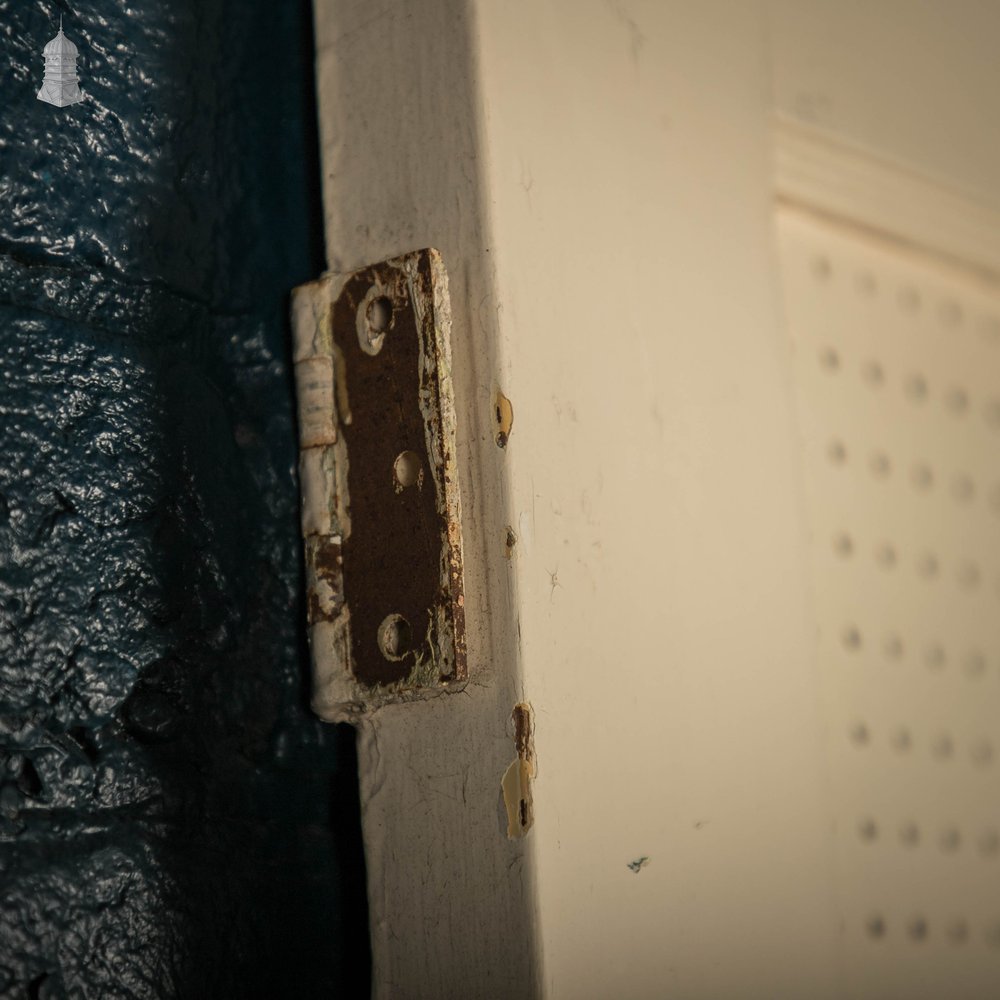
{"left": 0, "top": 2, "right": 369, "bottom": 995}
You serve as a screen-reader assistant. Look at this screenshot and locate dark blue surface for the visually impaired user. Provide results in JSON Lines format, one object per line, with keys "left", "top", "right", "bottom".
{"left": 0, "top": 2, "right": 369, "bottom": 996}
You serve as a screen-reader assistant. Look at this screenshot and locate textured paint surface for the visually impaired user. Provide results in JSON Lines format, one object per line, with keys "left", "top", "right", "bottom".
{"left": 0, "top": 2, "right": 368, "bottom": 996}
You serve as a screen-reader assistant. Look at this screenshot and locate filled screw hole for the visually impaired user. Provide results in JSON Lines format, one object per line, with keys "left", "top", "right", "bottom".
{"left": 378, "top": 613, "right": 413, "bottom": 661}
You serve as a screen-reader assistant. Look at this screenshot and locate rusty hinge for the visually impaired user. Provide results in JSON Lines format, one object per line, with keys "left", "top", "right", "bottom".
{"left": 291, "top": 249, "right": 466, "bottom": 720}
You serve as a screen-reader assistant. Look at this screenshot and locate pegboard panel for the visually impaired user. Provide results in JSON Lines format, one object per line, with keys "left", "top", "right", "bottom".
{"left": 777, "top": 207, "right": 1000, "bottom": 999}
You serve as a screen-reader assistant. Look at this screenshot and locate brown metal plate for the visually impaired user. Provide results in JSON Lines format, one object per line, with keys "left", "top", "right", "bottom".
{"left": 293, "top": 249, "right": 466, "bottom": 713}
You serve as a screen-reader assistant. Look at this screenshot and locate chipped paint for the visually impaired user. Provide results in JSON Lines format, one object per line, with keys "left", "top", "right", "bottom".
{"left": 495, "top": 389, "right": 514, "bottom": 447}
{"left": 292, "top": 250, "right": 467, "bottom": 720}
{"left": 504, "top": 526, "right": 517, "bottom": 559}
{"left": 502, "top": 703, "right": 535, "bottom": 838}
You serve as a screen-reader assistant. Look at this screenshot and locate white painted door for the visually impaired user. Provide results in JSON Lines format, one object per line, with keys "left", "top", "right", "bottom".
{"left": 306, "top": 2, "right": 1000, "bottom": 996}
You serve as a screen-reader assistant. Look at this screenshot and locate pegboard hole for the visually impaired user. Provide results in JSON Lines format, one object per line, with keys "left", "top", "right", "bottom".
{"left": 945, "top": 386, "right": 969, "bottom": 415}
{"left": 899, "top": 821, "right": 920, "bottom": 847}
{"left": 971, "top": 740, "right": 994, "bottom": 767}
{"left": 883, "top": 634, "right": 904, "bottom": 660}
{"left": 891, "top": 728, "right": 913, "bottom": 754}
{"left": 979, "top": 830, "right": 999, "bottom": 857}
{"left": 855, "top": 271, "right": 877, "bottom": 295}
{"left": 931, "top": 733, "right": 954, "bottom": 760}
{"left": 916, "top": 552, "right": 939, "bottom": 580}
{"left": 841, "top": 625, "right": 862, "bottom": 651}
{"left": 874, "top": 542, "right": 897, "bottom": 570}
{"left": 957, "top": 561, "right": 981, "bottom": 590}
{"left": 947, "top": 919, "right": 969, "bottom": 945}
{"left": 811, "top": 255, "right": 832, "bottom": 281}
{"left": 923, "top": 643, "right": 945, "bottom": 671}
{"left": 832, "top": 532, "right": 854, "bottom": 558}
{"left": 907, "top": 916, "right": 928, "bottom": 942}
{"left": 861, "top": 360, "right": 884, "bottom": 386}
{"left": 858, "top": 817, "right": 878, "bottom": 842}
{"left": 869, "top": 452, "right": 891, "bottom": 478}
{"left": 951, "top": 475, "right": 975, "bottom": 502}
{"left": 377, "top": 614, "right": 413, "bottom": 661}
{"left": 904, "top": 373, "right": 929, "bottom": 403}
{"left": 819, "top": 347, "right": 840, "bottom": 372}
{"left": 940, "top": 827, "right": 961, "bottom": 853}
{"left": 963, "top": 650, "right": 986, "bottom": 678}
{"left": 911, "top": 463, "right": 934, "bottom": 491}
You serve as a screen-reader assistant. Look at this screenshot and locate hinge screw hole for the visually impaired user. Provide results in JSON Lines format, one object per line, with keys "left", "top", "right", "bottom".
{"left": 393, "top": 450, "right": 423, "bottom": 490}
{"left": 378, "top": 613, "right": 413, "bottom": 661}
{"left": 368, "top": 296, "right": 393, "bottom": 335}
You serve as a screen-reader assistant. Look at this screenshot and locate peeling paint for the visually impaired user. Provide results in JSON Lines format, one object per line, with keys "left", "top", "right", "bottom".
{"left": 504, "top": 526, "right": 517, "bottom": 559}
{"left": 294, "top": 355, "right": 337, "bottom": 447}
{"left": 304, "top": 534, "right": 345, "bottom": 624}
{"left": 502, "top": 702, "right": 535, "bottom": 838}
{"left": 495, "top": 389, "right": 514, "bottom": 448}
